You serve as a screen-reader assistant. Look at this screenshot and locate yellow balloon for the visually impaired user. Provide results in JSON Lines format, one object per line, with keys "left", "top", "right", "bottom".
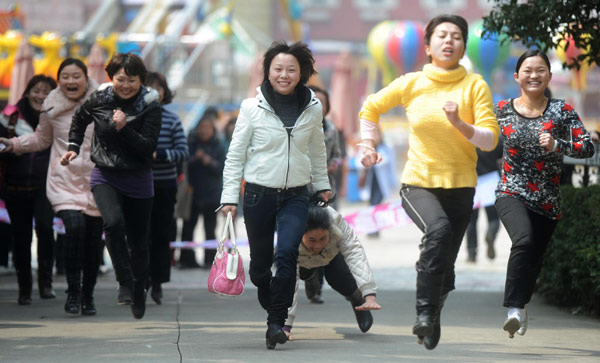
{"left": 556, "top": 34, "right": 593, "bottom": 91}
{"left": 367, "top": 21, "right": 397, "bottom": 85}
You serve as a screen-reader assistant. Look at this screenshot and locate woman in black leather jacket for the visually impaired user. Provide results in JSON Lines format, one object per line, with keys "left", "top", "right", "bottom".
{"left": 61, "top": 53, "right": 161, "bottom": 319}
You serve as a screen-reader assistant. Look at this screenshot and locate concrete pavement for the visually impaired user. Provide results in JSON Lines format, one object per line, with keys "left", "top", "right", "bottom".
{"left": 1, "top": 201, "right": 599, "bottom": 362}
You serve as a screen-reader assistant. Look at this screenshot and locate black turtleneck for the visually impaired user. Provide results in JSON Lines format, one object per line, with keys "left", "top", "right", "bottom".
{"left": 260, "top": 81, "right": 311, "bottom": 130}
{"left": 113, "top": 88, "right": 142, "bottom": 113}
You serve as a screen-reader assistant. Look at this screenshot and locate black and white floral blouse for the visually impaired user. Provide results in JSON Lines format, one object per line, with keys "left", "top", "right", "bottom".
{"left": 494, "top": 98, "right": 595, "bottom": 220}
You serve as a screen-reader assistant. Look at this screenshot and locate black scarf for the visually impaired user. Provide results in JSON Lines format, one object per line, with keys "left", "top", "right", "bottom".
{"left": 260, "top": 81, "right": 311, "bottom": 129}
{"left": 17, "top": 97, "right": 41, "bottom": 129}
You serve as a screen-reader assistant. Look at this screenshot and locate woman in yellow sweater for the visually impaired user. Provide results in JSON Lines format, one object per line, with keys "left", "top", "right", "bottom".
{"left": 359, "top": 14, "right": 499, "bottom": 350}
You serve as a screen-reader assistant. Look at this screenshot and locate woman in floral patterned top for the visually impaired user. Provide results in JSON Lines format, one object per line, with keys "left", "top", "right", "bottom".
{"left": 494, "top": 50, "right": 594, "bottom": 338}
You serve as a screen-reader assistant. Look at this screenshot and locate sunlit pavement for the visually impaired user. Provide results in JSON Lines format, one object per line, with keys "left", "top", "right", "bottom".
{"left": 1, "top": 200, "right": 598, "bottom": 362}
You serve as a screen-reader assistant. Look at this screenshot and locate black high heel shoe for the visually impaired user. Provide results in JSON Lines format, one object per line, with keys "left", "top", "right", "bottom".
{"left": 265, "top": 324, "right": 287, "bottom": 349}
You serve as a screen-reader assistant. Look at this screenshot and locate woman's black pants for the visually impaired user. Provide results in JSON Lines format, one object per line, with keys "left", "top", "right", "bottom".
{"left": 92, "top": 184, "right": 152, "bottom": 289}
{"left": 495, "top": 197, "right": 558, "bottom": 308}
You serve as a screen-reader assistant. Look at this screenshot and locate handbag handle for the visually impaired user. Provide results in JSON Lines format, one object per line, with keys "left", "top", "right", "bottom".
{"left": 218, "top": 211, "right": 238, "bottom": 254}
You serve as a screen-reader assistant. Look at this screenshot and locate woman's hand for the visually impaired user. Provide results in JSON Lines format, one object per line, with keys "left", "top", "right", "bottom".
{"left": 318, "top": 190, "right": 333, "bottom": 203}
{"left": 538, "top": 131, "right": 555, "bottom": 152}
{"left": 361, "top": 150, "right": 382, "bottom": 168}
{"left": 219, "top": 204, "right": 237, "bottom": 219}
{"left": 443, "top": 101, "right": 475, "bottom": 139}
{"left": 283, "top": 326, "right": 294, "bottom": 341}
{"left": 60, "top": 151, "right": 78, "bottom": 165}
{"left": 113, "top": 109, "right": 126, "bottom": 131}
{"left": 442, "top": 101, "right": 461, "bottom": 127}
{"left": 0, "top": 137, "right": 13, "bottom": 153}
{"left": 354, "top": 295, "right": 382, "bottom": 311}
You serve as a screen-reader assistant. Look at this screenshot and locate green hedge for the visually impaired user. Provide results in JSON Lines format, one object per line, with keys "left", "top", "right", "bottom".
{"left": 537, "top": 185, "right": 600, "bottom": 316}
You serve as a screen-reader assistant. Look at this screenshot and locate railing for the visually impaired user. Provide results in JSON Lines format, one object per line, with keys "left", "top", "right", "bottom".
{"left": 563, "top": 144, "right": 600, "bottom": 186}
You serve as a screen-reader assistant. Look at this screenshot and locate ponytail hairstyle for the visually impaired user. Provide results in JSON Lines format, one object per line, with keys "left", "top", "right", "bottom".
{"left": 305, "top": 205, "right": 332, "bottom": 232}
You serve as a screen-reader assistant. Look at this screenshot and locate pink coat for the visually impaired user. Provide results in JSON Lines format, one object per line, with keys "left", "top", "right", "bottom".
{"left": 12, "top": 80, "right": 100, "bottom": 216}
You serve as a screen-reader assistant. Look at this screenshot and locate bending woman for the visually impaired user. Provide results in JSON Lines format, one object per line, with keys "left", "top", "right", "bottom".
{"left": 495, "top": 50, "right": 594, "bottom": 338}
{"left": 284, "top": 205, "right": 380, "bottom": 340}
{"left": 219, "top": 41, "right": 332, "bottom": 349}
{"left": 62, "top": 53, "right": 162, "bottom": 319}
{"left": 359, "top": 14, "right": 499, "bottom": 350}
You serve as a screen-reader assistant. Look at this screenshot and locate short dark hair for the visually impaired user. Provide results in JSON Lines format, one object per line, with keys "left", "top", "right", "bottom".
{"left": 145, "top": 71, "right": 175, "bottom": 105}
{"left": 515, "top": 49, "right": 551, "bottom": 73}
{"left": 57, "top": 58, "right": 88, "bottom": 81}
{"left": 22, "top": 74, "right": 57, "bottom": 98}
{"left": 424, "top": 14, "right": 468, "bottom": 55}
{"left": 201, "top": 106, "right": 219, "bottom": 121}
{"left": 105, "top": 52, "right": 148, "bottom": 83}
{"left": 305, "top": 206, "right": 331, "bottom": 232}
{"left": 263, "top": 41, "right": 317, "bottom": 86}
{"left": 308, "top": 85, "right": 330, "bottom": 115}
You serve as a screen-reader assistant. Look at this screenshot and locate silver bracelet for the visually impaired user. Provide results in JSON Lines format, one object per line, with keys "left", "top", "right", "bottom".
{"left": 357, "top": 143, "right": 376, "bottom": 152}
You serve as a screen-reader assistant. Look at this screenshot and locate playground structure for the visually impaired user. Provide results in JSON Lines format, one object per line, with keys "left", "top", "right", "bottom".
{"left": 0, "top": 0, "right": 280, "bottom": 126}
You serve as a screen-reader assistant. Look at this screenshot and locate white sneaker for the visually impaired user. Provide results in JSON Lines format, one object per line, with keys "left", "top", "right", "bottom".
{"left": 503, "top": 312, "right": 520, "bottom": 338}
{"left": 517, "top": 308, "right": 528, "bottom": 336}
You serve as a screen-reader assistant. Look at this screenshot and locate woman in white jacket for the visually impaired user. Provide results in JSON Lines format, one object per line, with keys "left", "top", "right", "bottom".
{"left": 219, "top": 41, "right": 332, "bottom": 349}
{"left": 1, "top": 59, "right": 102, "bottom": 316}
{"left": 284, "top": 205, "right": 381, "bottom": 340}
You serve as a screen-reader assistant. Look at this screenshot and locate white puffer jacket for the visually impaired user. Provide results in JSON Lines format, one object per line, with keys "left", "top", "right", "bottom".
{"left": 220, "top": 87, "right": 330, "bottom": 204}
{"left": 286, "top": 207, "right": 377, "bottom": 327}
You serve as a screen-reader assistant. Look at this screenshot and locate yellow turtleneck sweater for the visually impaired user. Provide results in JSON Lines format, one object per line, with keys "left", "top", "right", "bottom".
{"left": 360, "top": 64, "right": 499, "bottom": 189}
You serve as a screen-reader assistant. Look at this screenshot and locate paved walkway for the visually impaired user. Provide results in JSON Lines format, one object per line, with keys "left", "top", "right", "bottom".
{"left": 1, "top": 200, "right": 599, "bottom": 362}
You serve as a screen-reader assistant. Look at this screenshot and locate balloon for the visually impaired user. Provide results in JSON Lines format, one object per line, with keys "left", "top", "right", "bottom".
{"left": 467, "top": 21, "right": 510, "bottom": 83}
{"left": 386, "top": 21, "right": 425, "bottom": 75}
{"left": 367, "top": 21, "right": 397, "bottom": 85}
{"left": 556, "top": 34, "right": 592, "bottom": 91}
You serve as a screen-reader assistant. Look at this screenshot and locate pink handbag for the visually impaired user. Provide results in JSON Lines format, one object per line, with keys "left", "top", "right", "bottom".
{"left": 207, "top": 212, "right": 245, "bottom": 297}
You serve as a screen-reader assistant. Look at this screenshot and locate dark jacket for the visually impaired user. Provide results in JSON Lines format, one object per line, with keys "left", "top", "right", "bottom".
{"left": 187, "top": 128, "right": 226, "bottom": 206}
{"left": 0, "top": 98, "right": 50, "bottom": 188}
{"left": 68, "top": 84, "right": 162, "bottom": 170}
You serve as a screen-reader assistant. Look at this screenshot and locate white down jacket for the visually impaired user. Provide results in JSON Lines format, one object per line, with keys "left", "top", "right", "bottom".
{"left": 220, "top": 87, "right": 330, "bottom": 204}
{"left": 286, "top": 207, "right": 377, "bottom": 327}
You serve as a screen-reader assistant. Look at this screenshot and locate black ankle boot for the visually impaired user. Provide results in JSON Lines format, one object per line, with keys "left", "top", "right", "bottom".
{"left": 265, "top": 324, "right": 287, "bottom": 349}
{"left": 18, "top": 292, "right": 32, "bottom": 305}
{"left": 413, "top": 271, "right": 443, "bottom": 340}
{"left": 151, "top": 282, "right": 162, "bottom": 305}
{"left": 81, "top": 296, "right": 97, "bottom": 316}
{"left": 412, "top": 310, "right": 434, "bottom": 337}
{"left": 423, "top": 292, "right": 448, "bottom": 350}
{"left": 131, "top": 283, "right": 147, "bottom": 319}
{"left": 346, "top": 289, "right": 373, "bottom": 333}
{"left": 118, "top": 283, "right": 133, "bottom": 305}
{"left": 64, "top": 292, "right": 81, "bottom": 314}
{"left": 39, "top": 285, "right": 56, "bottom": 299}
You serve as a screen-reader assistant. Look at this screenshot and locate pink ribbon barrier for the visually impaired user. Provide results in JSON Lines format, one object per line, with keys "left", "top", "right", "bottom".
{"left": 1, "top": 173, "right": 500, "bottom": 246}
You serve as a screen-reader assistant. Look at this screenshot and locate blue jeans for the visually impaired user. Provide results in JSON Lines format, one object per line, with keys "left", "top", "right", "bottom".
{"left": 243, "top": 182, "right": 309, "bottom": 326}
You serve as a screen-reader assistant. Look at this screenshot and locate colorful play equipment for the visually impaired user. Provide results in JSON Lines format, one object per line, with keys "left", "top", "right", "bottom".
{"left": 29, "top": 31, "right": 64, "bottom": 79}
{"left": 466, "top": 20, "right": 510, "bottom": 83}
{"left": 556, "top": 34, "right": 593, "bottom": 92}
{"left": 0, "top": 30, "right": 23, "bottom": 88}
